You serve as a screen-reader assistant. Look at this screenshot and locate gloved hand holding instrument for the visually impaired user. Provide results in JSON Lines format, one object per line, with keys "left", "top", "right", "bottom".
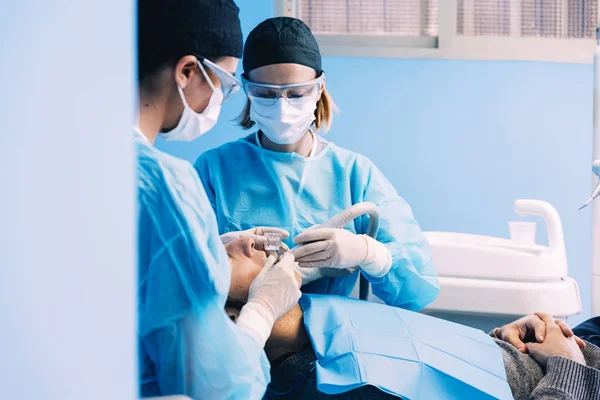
{"left": 236, "top": 252, "right": 302, "bottom": 347}
{"left": 290, "top": 203, "right": 391, "bottom": 298}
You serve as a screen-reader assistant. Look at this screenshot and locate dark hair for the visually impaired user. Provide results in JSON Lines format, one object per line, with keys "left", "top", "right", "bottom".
{"left": 225, "top": 297, "right": 245, "bottom": 311}
{"left": 137, "top": 0, "right": 243, "bottom": 85}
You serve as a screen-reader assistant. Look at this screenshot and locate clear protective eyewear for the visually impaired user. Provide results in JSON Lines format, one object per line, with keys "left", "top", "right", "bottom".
{"left": 199, "top": 58, "right": 242, "bottom": 104}
{"left": 242, "top": 74, "right": 325, "bottom": 106}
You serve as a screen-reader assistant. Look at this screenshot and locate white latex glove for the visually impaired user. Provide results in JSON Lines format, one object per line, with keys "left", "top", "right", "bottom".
{"left": 220, "top": 227, "right": 290, "bottom": 245}
{"left": 292, "top": 261, "right": 357, "bottom": 286}
{"left": 293, "top": 228, "right": 392, "bottom": 278}
{"left": 236, "top": 253, "right": 301, "bottom": 347}
{"left": 265, "top": 241, "right": 289, "bottom": 259}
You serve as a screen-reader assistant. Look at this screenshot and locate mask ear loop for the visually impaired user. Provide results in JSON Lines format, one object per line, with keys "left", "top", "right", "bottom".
{"left": 176, "top": 60, "right": 218, "bottom": 107}
{"left": 177, "top": 61, "right": 221, "bottom": 108}
{"left": 197, "top": 61, "right": 217, "bottom": 92}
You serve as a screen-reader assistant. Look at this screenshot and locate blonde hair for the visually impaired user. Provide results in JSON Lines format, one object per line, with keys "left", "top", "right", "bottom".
{"left": 238, "top": 87, "right": 336, "bottom": 133}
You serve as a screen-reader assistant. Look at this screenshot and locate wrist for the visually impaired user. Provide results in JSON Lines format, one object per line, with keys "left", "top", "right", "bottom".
{"left": 359, "top": 235, "right": 392, "bottom": 278}
{"left": 236, "top": 300, "right": 276, "bottom": 348}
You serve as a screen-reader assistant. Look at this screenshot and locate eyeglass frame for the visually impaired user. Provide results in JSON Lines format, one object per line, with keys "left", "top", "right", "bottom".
{"left": 197, "top": 57, "right": 242, "bottom": 104}
{"left": 241, "top": 73, "right": 326, "bottom": 101}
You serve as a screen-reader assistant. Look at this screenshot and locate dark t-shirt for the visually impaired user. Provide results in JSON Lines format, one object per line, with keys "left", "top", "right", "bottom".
{"left": 573, "top": 317, "right": 600, "bottom": 347}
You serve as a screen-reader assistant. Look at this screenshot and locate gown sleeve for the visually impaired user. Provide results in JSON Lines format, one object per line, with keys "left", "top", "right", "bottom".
{"left": 360, "top": 161, "right": 440, "bottom": 310}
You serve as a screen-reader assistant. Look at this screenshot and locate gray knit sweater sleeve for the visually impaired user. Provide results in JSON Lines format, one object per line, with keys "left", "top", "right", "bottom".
{"left": 492, "top": 334, "right": 600, "bottom": 400}
{"left": 528, "top": 343, "right": 600, "bottom": 400}
{"left": 492, "top": 338, "right": 545, "bottom": 399}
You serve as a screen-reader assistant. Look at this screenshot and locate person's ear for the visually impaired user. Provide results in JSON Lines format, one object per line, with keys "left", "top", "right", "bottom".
{"left": 174, "top": 55, "right": 199, "bottom": 90}
{"left": 319, "top": 74, "right": 326, "bottom": 96}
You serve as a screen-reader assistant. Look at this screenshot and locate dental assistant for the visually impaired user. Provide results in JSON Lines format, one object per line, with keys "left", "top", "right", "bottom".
{"left": 136, "top": 1, "right": 300, "bottom": 399}
{"left": 195, "top": 17, "right": 439, "bottom": 310}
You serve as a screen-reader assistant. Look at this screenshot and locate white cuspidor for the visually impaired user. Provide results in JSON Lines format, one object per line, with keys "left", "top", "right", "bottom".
{"left": 421, "top": 199, "right": 581, "bottom": 332}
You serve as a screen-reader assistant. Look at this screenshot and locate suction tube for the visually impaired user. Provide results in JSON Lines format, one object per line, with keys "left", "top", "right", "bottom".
{"left": 313, "top": 202, "right": 381, "bottom": 300}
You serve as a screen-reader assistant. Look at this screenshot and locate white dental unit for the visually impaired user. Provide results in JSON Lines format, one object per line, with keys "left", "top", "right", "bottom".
{"left": 350, "top": 199, "right": 582, "bottom": 331}
{"left": 421, "top": 199, "right": 581, "bottom": 332}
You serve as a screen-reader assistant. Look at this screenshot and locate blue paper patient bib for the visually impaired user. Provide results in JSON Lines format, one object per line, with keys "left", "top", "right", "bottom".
{"left": 299, "top": 295, "right": 513, "bottom": 400}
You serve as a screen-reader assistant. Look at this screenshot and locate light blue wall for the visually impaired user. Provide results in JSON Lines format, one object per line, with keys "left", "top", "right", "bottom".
{"left": 158, "top": 0, "right": 594, "bottom": 324}
{"left": 0, "top": 1, "right": 136, "bottom": 398}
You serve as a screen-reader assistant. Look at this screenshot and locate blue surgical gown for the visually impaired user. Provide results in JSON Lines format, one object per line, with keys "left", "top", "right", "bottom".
{"left": 194, "top": 133, "right": 439, "bottom": 310}
{"left": 135, "top": 134, "right": 270, "bottom": 399}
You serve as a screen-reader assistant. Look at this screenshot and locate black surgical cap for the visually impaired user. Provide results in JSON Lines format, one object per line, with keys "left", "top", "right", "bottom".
{"left": 243, "top": 17, "right": 322, "bottom": 75}
{"left": 138, "top": 0, "right": 243, "bottom": 82}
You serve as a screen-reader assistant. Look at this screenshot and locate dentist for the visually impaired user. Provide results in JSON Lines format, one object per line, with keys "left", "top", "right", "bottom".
{"left": 135, "top": 1, "right": 301, "bottom": 398}
{"left": 195, "top": 17, "right": 439, "bottom": 311}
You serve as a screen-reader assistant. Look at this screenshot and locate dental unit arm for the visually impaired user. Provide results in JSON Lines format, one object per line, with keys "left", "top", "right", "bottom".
{"left": 307, "top": 202, "right": 381, "bottom": 300}
{"left": 578, "top": 160, "right": 600, "bottom": 210}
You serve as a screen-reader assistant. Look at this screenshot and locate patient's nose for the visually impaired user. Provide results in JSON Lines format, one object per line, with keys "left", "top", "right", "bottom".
{"left": 241, "top": 237, "right": 255, "bottom": 257}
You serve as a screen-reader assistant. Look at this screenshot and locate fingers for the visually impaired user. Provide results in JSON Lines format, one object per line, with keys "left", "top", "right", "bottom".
{"left": 262, "top": 254, "right": 277, "bottom": 270}
{"left": 304, "top": 224, "right": 319, "bottom": 232}
{"left": 500, "top": 329, "right": 528, "bottom": 353}
{"left": 534, "top": 312, "right": 557, "bottom": 327}
{"left": 574, "top": 335, "right": 586, "bottom": 350}
{"left": 294, "top": 228, "right": 336, "bottom": 244}
{"left": 528, "top": 316, "right": 546, "bottom": 343}
{"left": 290, "top": 241, "right": 331, "bottom": 260}
{"left": 276, "top": 252, "right": 295, "bottom": 266}
{"left": 294, "top": 249, "right": 331, "bottom": 263}
{"left": 256, "top": 227, "right": 290, "bottom": 239}
{"left": 250, "top": 235, "right": 267, "bottom": 245}
{"left": 219, "top": 232, "right": 239, "bottom": 244}
{"left": 252, "top": 254, "right": 278, "bottom": 286}
{"left": 298, "top": 260, "right": 334, "bottom": 268}
{"left": 554, "top": 319, "right": 574, "bottom": 338}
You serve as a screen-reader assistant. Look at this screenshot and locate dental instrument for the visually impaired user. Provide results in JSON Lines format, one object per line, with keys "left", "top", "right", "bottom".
{"left": 264, "top": 232, "right": 283, "bottom": 251}
{"left": 579, "top": 179, "right": 600, "bottom": 210}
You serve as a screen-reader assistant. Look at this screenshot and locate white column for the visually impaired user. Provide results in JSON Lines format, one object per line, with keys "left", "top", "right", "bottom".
{"left": 593, "top": 28, "right": 600, "bottom": 315}
{"left": 0, "top": 1, "right": 136, "bottom": 399}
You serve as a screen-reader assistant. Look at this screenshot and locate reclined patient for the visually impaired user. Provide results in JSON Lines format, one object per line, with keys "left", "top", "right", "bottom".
{"left": 225, "top": 237, "right": 600, "bottom": 400}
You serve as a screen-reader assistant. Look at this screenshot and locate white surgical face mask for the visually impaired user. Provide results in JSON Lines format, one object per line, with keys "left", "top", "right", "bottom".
{"left": 250, "top": 96, "right": 317, "bottom": 145}
{"left": 160, "top": 85, "right": 223, "bottom": 142}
